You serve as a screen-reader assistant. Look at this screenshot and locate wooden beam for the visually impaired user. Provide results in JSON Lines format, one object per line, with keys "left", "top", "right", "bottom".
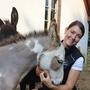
{"left": 56, "top": 0, "right": 61, "bottom": 36}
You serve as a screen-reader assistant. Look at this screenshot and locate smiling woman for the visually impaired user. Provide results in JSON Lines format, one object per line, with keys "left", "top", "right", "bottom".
{"left": 38, "top": 20, "right": 85, "bottom": 90}
{"left": 60, "top": 0, "right": 88, "bottom": 60}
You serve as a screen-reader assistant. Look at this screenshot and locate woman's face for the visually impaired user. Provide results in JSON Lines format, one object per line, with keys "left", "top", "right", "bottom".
{"left": 63, "top": 25, "right": 83, "bottom": 48}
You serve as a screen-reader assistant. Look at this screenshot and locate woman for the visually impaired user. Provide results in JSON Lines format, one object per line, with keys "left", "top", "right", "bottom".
{"left": 39, "top": 20, "right": 85, "bottom": 90}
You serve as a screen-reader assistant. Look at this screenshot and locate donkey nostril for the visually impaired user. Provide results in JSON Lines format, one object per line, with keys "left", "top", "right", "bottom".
{"left": 57, "top": 59, "right": 63, "bottom": 64}
{"left": 50, "top": 56, "right": 62, "bottom": 71}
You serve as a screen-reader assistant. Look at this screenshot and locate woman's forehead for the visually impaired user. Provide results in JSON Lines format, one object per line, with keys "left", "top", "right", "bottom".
{"left": 67, "top": 26, "right": 83, "bottom": 35}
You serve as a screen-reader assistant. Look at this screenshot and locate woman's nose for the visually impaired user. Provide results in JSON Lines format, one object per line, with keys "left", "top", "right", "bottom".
{"left": 72, "top": 34, "right": 76, "bottom": 39}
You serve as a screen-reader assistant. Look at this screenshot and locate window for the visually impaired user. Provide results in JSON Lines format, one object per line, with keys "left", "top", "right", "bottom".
{"left": 51, "top": 0, "right": 56, "bottom": 20}
{"left": 44, "top": 0, "right": 57, "bottom": 30}
{"left": 44, "top": 0, "right": 49, "bottom": 30}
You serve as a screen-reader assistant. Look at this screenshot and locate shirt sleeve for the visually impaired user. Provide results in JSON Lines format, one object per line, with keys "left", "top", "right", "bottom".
{"left": 71, "top": 57, "right": 84, "bottom": 71}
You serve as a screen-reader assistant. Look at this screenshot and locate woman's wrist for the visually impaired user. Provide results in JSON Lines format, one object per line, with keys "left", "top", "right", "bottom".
{"left": 49, "top": 84, "right": 56, "bottom": 90}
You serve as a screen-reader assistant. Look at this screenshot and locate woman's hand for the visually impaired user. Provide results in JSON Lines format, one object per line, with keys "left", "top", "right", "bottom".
{"left": 35, "top": 65, "right": 43, "bottom": 77}
{"left": 40, "top": 71, "right": 55, "bottom": 89}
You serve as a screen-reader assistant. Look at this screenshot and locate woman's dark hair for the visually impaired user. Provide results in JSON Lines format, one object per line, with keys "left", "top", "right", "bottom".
{"left": 67, "top": 20, "right": 85, "bottom": 36}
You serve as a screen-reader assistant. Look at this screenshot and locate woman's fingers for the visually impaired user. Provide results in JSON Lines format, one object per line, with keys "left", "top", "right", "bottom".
{"left": 40, "top": 72, "right": 45, "bottom": 81}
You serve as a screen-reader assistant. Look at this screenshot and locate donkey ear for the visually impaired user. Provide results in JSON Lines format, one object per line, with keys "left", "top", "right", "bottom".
{"left": 0, "top": 19, "right": 4, "bottom": 27}
{"left": 11, "top": 7, "right": 18, "bottom": 27}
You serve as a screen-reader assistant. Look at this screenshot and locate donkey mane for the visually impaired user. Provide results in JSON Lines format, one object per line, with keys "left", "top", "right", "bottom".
{"left": 0, "top": 27, "right": 48, "bottom": 47}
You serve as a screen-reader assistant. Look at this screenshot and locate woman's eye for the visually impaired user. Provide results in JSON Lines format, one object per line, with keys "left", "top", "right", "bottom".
{"left": 71, "top": 31, "right": 75, "bottom": 34}
{"left": 76, "top": 35, "right": 82, "bottom": 39}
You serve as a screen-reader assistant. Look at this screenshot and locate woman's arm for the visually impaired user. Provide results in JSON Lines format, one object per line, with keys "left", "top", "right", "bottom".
{"left": 40, "top": 69, "right": 81, "bottom": 90}
{"left": 40, "top": 57, "right": 84, "bottom": 90}
{"left": 58, "top": 69, "right": 80, "bottom": 90}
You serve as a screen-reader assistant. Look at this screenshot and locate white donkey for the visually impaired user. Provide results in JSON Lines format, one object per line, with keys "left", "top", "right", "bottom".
{"left": 37, "top": 43, "right": 65, "bottom": 85}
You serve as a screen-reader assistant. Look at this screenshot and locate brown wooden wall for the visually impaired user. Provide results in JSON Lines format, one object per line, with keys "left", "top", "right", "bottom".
{"left": 84, "top": 0, "right": 90, "bottom": 21}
